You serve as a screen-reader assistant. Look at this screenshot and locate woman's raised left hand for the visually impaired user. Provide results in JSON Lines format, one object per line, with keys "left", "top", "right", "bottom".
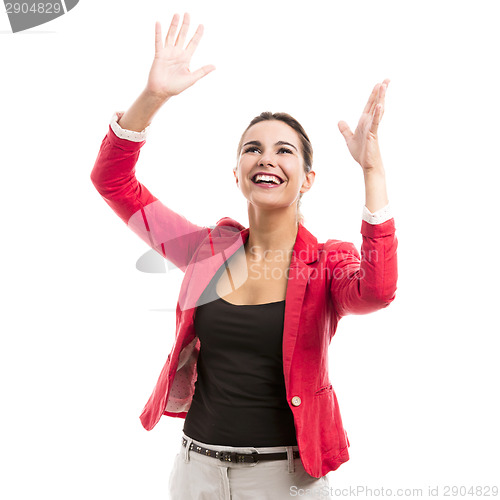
{"left": 338, "top": 79, "right": 390, "bottom": 172}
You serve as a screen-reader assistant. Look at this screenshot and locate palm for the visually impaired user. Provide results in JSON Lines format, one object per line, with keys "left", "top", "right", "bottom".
{"left": 146, "top": 13, "right": 216, "bottom": 99}
{"left": 338, "top": 79, "right": 389, "bottom": 170}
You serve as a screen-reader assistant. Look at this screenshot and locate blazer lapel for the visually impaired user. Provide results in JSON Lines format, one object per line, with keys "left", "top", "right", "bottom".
{"left": 177, "top": 221, "right": 247, "bottom": 312}
{"left": 282, "top": 223, "right": 319, "bottom": 389}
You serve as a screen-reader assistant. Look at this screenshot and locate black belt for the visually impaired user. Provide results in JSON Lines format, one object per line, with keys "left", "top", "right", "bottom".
{"left": 182, "top": 437, "right": 300, "bottom": 463}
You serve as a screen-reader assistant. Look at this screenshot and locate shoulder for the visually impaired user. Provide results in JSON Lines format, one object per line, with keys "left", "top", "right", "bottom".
{"left": 321, "top": 238, "right": 360, "bottom": 263}
{"left": 215, "top": 216, "right": 246, "bottom": 231}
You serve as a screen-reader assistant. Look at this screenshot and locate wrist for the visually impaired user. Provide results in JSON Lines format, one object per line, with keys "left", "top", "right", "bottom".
{"left": 142, "top": 87, "right": 173, "bottom": 104}
{"left": 363, "top": 167, "right": 388, "bottom": 213}
{"left": 117, "top": 89, "right": 169, "bottom": 133}
{"left": 362, "top": 164, "right": 385, "bottom": 177}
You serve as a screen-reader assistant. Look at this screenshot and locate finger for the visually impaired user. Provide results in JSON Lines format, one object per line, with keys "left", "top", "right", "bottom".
{"left": 374, "top": 81, "right": 389, "bottom": 116}
{"left": 190, "top": 64, "right": 217, "bottom": 85}
{"left": 175, "top": 12, "right": 190, "bottom": 47}
{"left": 369, "top": 83, "right": 384, "bottom": 115}
{"left": 165, "top": 13, "right": 180, "bottom": 46}
{"left": 155, "top": 21, "right": 163, "bottom": 54}
{"left": 185, "top": 24, "right": 204, "bottom": 57}
{"left": 370, "top": 104, "right": 383, "bottom": 134}
{"left": 363, "top": 83, "right": 379, "bottom": 115}
{"left": 381, "top": 79, "right": 390, "bottom": 102}
{"left": 338, "top": 120, "right": 353, "bottom": 141}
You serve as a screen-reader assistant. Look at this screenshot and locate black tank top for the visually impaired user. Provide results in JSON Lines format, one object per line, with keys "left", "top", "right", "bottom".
{"left": 183, "top": 260, "right": 297, "bottom": 447}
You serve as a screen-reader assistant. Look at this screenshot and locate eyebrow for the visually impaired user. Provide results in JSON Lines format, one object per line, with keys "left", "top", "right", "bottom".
{"left": 242, "top": 140, "right": 298, "bottom": 152}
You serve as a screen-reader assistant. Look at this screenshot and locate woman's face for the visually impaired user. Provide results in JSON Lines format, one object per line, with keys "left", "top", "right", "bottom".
{"left": 234, "top": 120, "right": 315, "bottom": 213}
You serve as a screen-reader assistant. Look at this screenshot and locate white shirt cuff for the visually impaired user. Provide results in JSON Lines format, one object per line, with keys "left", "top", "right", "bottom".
{"left": 362, "top": 203, "right": 393, "bottom": 224}
{"left": 109, "top": 111, "right": 150, "bottom": 142}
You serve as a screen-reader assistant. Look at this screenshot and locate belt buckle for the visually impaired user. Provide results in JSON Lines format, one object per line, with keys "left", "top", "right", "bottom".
{"left": 218, "top": 451, "right": 259, "bottom": 463}
{"left": 246, "top": 451, "right": 260, "bottom": 463}
{"left": 237, "top": 451, "right": 259, "bottom": 463}
{"left": 218, "top": 451, "right": 238, "bottom": 462}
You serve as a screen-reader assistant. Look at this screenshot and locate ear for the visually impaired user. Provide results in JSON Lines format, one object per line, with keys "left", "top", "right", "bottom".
{"left": 233, "top": 168, "right": 239, "bottom": 187}
{"left": 300, "top": 170, "right": 315, "bottom": 194}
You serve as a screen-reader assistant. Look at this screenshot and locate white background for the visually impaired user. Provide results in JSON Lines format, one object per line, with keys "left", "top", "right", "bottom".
{"left": 1, "top": 0, "right": 499, "bottom": 498}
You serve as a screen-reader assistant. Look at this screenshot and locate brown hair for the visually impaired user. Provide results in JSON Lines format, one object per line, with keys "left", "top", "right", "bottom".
{"left": 235, "top": 111, "right": 313, "bottom": 225}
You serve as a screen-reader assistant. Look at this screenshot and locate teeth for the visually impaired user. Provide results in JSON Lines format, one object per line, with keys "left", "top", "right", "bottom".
{"left": 253, "top": 174, "right": 282, "bottom": 184}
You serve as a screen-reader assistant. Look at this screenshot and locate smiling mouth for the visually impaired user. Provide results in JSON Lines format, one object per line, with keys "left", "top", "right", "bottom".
{"left": 251, "top": 174, "right": 285, "bottom": 185}
{"left": 251, "top": 179, "right": 284, "bottom": 188}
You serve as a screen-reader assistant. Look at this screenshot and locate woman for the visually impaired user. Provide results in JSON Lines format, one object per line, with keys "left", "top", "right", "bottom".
{"left": 91, "top": 12, "right": 398, "bottom": 500}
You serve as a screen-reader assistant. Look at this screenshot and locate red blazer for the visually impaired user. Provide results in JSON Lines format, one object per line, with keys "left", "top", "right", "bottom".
{"left": 91, "top": 124, "right": 398, "bottom": 478}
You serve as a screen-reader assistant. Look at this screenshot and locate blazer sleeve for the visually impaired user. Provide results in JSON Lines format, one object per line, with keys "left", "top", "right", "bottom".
{"left": 90, "top": 115, "right": 211, "bottom": 272}
{"left": 328, "top": 217, "right": 398, "bottom": 317}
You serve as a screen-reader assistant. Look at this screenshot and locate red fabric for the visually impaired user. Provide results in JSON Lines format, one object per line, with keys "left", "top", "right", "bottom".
{"left": 91, "top": 125, "right": 398, "bottom": 478}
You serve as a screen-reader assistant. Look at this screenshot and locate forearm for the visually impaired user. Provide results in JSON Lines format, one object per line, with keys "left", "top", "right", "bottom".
{"left": 90, "top": 123, "right": 158, "bottom": 224}
{"left": 91, "top": 114, "right": 209, "bottom": 272}
{"left": 363, "top": 165, "right": 389, "bottom": 213}
{"left": 118, "top": 89, "right": 170, "bottom": 132}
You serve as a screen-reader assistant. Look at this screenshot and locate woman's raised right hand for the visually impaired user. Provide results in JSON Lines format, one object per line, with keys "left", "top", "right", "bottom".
{"left": 145, "top": 13, "right": 216, "bottom": 100}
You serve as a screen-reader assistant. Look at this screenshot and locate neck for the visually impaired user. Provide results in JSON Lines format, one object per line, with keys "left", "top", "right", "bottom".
{"left": 245, "top": 204, "right": 299, "bottom": 259}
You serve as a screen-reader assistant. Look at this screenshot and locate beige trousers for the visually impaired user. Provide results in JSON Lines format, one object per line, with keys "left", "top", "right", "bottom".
{"left": 168, "top": 432, "right": 330, "bottom": 499}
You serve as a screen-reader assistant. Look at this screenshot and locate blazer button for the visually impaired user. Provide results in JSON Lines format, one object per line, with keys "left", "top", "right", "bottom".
{"left": 291, "top": 396, "right": 302, "bottom": 406}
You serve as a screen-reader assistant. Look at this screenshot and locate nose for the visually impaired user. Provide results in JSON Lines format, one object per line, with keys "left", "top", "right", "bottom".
{"left": 258, "top": 152, "right": 277, "bottom": 168}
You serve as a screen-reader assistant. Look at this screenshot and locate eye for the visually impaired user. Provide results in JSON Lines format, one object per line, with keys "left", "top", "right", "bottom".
{"left": 243, "top": 146, "right": 293, "bottom": 155}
